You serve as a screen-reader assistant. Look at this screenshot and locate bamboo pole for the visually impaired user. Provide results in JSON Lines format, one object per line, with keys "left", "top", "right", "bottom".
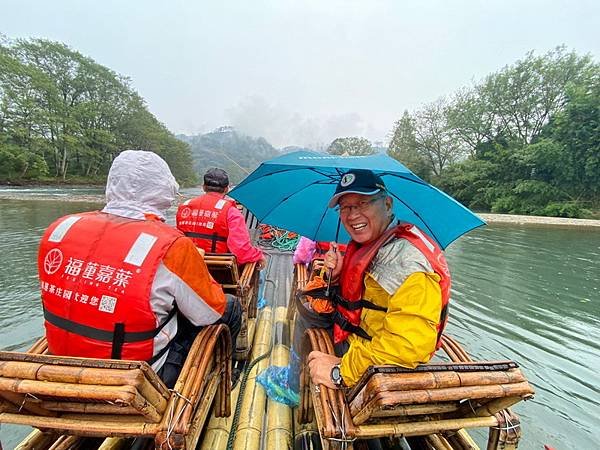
{"left": 305, "top": 330, "right": 335, "bottom": 438}
{"left": 265, "top": 306, "right": 293, "bottom": 450}
{"left": 184, "top": 373, "right": 221, "bottom": 450}
{"left": 317, "top": 328, "right": 355, "bottom": 436}
{"left": 370, "top": 403, "right": 459, "bottom": 419}
{"left": 14, "top": 429, "right": 58, "bottom": 450}
{"left": 0, "top": 377, "right": 146, "bottom": 404}
{"left": 232, "top": 306, "right": 273, "bottom": 450}
{"left": 198, "top": 383, "right": 242, "bottom": 450}
{"left": 40, "top": 401, "right": 140, "bottom": 415}
{"left": 97, "top": 437, "right": 132, "bottom": 450}
{"left": 365, "top": 381, "right": 532, "bottom": 407}
{"left": 27, "top": 337, "right": 48, "bottom": 355}
{"left": 445, "top": 428, "right": 480, "bottom": 450}
{"left": 349, "top": 369, "right": 527, "bottom": 417}
{"left": 47, "top": 435, "right": 80, "bottom": 450}
{"left": 0, "top": 412, "right": 160, "bottom": 436}
{"left": 425, "top": 434, "right": 455, "bottom": 450}
{"left": 354, "top": 416, "right": 498, "bottom": 439}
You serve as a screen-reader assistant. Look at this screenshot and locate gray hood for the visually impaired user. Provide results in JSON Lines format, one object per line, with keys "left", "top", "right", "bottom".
{"left": 102, "top": 150, "right": 179, "bottom": 220}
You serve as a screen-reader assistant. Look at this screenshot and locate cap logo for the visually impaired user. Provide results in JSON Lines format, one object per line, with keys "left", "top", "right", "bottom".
{"left": 340, "top": 173, "right": 355, "bottom": 187}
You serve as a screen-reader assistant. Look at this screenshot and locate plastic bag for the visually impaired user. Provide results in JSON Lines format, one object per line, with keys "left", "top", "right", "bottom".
{"left": 257, "top": 365, "right": 300, "bottom": 407}
{"left": 292, "top": 237, "right": 316, "bottom": 265}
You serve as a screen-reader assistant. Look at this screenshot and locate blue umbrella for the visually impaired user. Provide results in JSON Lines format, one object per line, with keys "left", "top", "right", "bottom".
{"left": 229, "top": 151, "right": 485, "bottom": 249}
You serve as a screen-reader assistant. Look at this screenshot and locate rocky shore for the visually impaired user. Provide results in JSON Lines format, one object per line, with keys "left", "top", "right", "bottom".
{"left": 478, "top": 213, "right": 600, "bottom": 228}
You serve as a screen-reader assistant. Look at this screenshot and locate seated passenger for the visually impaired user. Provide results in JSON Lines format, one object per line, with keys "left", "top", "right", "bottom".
{"left": 38, "top": 150, "right": 241, "bottom": 387}
{"left": 261, "top": 169, "right": 450, "bottom": 404}
{"left": 176, "top": 167, "right": 266, "bottom": 270}
{"left": 304, "top": 169, "right": 451, "bottom": 389}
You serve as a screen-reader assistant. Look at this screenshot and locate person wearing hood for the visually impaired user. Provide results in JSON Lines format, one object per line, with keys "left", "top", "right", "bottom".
{"left": 37, "top": 150, "right": 241, "bottom": 387}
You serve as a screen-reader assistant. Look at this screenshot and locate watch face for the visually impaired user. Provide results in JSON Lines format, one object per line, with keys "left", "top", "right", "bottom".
{"left": 331, "top": 365, "right": 342, "bottom": 384}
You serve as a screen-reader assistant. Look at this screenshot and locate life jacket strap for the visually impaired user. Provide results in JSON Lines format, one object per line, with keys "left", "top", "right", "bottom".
{"left": 43, "top": 305, "right": 178, "bottom": 346}
{"left": 302, "top": 286, "right": 387, "bottom": 312}
{"left": 183, "top": 231, "right": 227, "bottom": 253}
{"left": 436, "top": 302, "right": 449, "bottom": 344}
{"left": 333, "top": 311, "right": 372, "bottom": 341}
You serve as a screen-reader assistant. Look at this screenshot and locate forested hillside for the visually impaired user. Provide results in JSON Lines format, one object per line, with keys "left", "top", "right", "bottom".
{"left": 179, "top": 126, "right": 283, "bottom": 184}
{"left": 0, "top": 38, "right": 197, "bottom": 185}
{"left": 388, "top": 47, "right": 599, "bottom": 218}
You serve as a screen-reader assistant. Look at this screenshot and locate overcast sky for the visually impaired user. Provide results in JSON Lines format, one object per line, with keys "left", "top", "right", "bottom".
{"left": 2, "top": 0, "right": 599, "bottom": 148}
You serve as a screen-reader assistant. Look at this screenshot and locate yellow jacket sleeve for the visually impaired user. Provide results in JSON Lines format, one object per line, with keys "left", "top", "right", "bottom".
{"left": 339, "top": 272, "right": 442, "bottom": 387}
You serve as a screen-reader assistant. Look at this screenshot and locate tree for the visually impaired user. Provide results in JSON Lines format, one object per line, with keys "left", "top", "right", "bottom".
{"left": 412, "top": 98, "right": 465, "bottom": 178}
{"left": 388, "top": 111, "right": 431, "bottom": 179}
{"left": 446, "top": 87, "right": 497, "bottom": 157}
{"left": 0, "top": 37, "right": 197, "bottom": 185}
{"left": 478, "top": 46, "right": 595, "bottom": 145}
{"left": 327, "top": 137, "right": 374, "bottom": 156}
{"left": 548, "top": 79, "right": 600, "bottom": 201}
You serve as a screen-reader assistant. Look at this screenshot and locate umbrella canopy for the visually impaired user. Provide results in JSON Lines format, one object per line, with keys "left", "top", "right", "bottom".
{"left": 229, "top": 151, "right": 485, "bottom": 249}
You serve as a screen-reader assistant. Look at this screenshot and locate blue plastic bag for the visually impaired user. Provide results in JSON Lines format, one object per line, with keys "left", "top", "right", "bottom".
{"left": 257, "top": 365, "right": 299, "bottom": 407}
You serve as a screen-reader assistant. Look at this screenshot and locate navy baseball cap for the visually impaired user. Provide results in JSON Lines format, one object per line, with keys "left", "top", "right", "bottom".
{"left": 204, "top": 168, "right": 229, "bottom": 188}
{"left": 328, "top": 169, "right": 387, "bottom": 207}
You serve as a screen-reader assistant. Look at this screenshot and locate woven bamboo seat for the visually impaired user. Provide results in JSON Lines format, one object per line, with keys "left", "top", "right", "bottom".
{"left": 0, "top": 324, "right": 231, "bottom": 450}
{"left": 204, "top": 253, "right": 259, "bottom": 361}
{"left": 204, "top": 253, "right": 259, "bottom": 317}
{"left": 300, "top": 329, "right": 534, "bottom": 450}
{"left": 286, "top": 262, "right": 310, "bottom": 321}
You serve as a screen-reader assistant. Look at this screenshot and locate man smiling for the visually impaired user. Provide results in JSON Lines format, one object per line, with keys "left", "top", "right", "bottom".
{"left": 304, "top": 168, "right": 452, "bottom": 389}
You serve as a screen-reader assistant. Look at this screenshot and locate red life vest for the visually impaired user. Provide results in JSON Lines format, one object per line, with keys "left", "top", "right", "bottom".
{"left": 314, "top": 242, "right": 348, "bottom": 258}
{"left": 38, "top": 211, "right": 182, "bottom": 362}
{"left": 176, "top": 193, "right": 235, "bottom": 253}
{"left": 334, "top": 223, "right": 451, "bottom": 347}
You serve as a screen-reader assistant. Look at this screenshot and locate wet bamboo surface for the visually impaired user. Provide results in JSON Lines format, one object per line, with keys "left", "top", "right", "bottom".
{"left": 264, "top": 306, "right": 293, "bottom": 449}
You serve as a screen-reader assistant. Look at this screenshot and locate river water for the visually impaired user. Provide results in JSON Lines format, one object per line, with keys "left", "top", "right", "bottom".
{"left": 0, "top": 191, "right": 599, "bottom": 449}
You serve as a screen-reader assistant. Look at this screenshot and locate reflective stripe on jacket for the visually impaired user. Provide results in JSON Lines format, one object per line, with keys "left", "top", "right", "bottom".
{"left": 38, "top": 211, "right": 182, "bottom": 362}
{"left": 176, "top": 192, "right": 235, "bottom": 253}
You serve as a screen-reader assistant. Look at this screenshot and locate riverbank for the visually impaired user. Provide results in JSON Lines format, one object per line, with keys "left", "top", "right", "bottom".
{"left": 1, "top": 191, "right": 599, "bottom": 228}
{"left": 478, "top": 213, "right": 600, "bottom": 228}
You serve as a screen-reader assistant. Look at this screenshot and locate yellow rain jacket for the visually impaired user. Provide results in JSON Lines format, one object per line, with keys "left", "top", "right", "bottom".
{"left": 339, "top": 238, "right": 443, "bottom": 387}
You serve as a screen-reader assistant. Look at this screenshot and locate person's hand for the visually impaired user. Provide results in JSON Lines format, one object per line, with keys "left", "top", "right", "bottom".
{"left": 256, "top": 256, "right": 268, "bottom": 271}
{"left": 197, "top": 247, "right": 205, "bottom": 257}
{"left": 307, "top": 350, "right": 342, "bottom": 389}
{"left": 324, "top": 242, "right": 343, "bottom": 281}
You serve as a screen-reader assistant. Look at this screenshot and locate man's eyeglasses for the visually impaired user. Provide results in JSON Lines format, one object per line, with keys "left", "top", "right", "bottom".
{"left": 336, "top": 194, "right": 385, "bottom": 216}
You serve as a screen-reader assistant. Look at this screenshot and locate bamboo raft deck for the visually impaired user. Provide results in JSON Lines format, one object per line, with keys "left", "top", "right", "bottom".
{"left": 2, "top": 251, "right": 534, "bottom": 450}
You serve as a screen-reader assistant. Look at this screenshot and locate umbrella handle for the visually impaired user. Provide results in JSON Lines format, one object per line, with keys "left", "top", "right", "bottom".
{"left": 324, "top": 242, "right": 338, "bottom": 297}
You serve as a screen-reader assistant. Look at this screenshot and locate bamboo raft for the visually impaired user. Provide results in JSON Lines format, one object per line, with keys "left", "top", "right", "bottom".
{"left": 0, "top": 325, "right": 231, "bottom": 449}
{"left": 1, "top": 254, "right": 534, "bottom": 450}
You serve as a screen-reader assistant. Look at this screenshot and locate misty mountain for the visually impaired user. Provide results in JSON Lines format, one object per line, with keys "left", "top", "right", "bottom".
{"left": 178, "top": 126, "right": 284, "bottom": 184}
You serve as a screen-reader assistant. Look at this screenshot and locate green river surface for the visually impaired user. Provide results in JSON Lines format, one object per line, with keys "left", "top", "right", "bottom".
{"left": 0, "top": 188, "right": 599, "bottom": 449}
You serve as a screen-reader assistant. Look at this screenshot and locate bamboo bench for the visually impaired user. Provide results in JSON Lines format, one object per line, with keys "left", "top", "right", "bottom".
{"left": 0, "top": 324, "right": 232, "bottom": 450}
{"left": 287, "top": 262, "right": 311, "bottom": 321}
{"left": 299, "top": 329, "right": 534, "bottom": 450}
{"left": 204, "top": 253, "right": 259, "bottom": 360}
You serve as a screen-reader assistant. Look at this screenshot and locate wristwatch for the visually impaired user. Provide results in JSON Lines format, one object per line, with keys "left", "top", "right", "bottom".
{"left": 330, "top": 363, "right": 344, "bottom": 388}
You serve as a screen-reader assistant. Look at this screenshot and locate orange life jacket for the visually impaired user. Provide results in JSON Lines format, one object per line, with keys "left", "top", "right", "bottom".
{"left": 176, "top": 193, "right": 235, "bottom": 253}
{"left": 334, "top": 223, "right": 451, "bottom": 346}
{"left": 38, "top": 211, "right": 182, "bottom": 362}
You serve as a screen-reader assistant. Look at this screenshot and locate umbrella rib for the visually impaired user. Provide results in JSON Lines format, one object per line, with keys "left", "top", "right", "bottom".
{"left": 249, "top": 166, "right": 339, "bottom": 182}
